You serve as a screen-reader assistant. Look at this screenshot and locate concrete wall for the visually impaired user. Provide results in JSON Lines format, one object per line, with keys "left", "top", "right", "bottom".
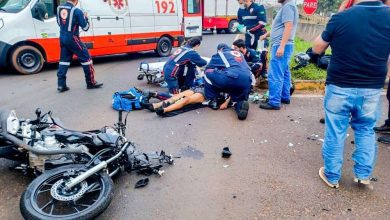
{"left": 296, "top": 23, "right": 326, "bottom": 42}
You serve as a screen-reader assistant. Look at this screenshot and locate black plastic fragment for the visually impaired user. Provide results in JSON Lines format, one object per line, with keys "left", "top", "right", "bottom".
{"left": 135, "top": 178, "right": 149, "bottom": 188}
{"left": 222, "top": 147, "right": 232, "bottom": 158}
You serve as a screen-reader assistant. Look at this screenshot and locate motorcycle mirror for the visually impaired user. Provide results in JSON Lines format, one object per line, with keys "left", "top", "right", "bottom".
{"left": 35, "top": 108, "right": 41, "bottom": 118}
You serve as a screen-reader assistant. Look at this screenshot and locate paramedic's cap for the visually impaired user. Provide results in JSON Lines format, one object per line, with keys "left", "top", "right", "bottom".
{"left": 217, "top": 43, "right": 229, "bottom": 51}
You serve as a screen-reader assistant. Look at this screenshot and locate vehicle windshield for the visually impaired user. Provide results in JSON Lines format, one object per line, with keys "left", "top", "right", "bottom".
{"left": 0, "top": 0, "right": 32, "bottom": 13}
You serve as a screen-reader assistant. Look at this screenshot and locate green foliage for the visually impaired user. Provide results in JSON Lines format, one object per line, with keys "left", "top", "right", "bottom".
{"left": 290, "top": 38, "right": 328, "bottom": 80}
{"left": 317, "top": 0, "right": 343, "bottom": 15}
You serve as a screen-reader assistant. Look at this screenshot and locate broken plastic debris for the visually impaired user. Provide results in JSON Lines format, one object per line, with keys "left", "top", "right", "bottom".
{"left": 135, "top": 178, "right": 149, "bottom": 188}
{"left": 157, "top": 170, "right": 165, "bottom": 176}
{"left": 288, "top": 143, "right": 294, "bottom": 147}
{"left": 318, "top": 138, "right": 324, "bottom": 142}
{"left": 370, "top": 177, "right": 378, "bottom": 182}
{"left": 222, "top": 147, "right": 232, "bottom": 158}
{"left": 223, "top": 165, "right": 229, "bottom": 168}
{"left": 264, "top": 140, "right": 268, "bottom": 143}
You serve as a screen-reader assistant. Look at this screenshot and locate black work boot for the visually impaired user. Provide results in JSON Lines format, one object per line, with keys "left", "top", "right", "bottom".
{"left": 87, "top": 82, "right": 103, "bottom": 89}
{"left": 374, "top": 124, "right": 390, "bottom": 134}
{"left": 57, "top": 86, "right": 70, "bottom": 93}
{"left": 259, "top": 102, "right": 280, "bottom": 110}
{"left": 208, "top": 99, "right": 219, "bottom": 110}
{"left": 236, "top": 101, "right": 249, "bottom": 120}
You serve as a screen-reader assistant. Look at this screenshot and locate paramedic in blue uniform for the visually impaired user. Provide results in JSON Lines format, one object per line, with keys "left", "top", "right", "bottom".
{"left": 242, "top": 0, "right": 267, "bottom": 50}
{"left": 233, "top": 39, "right": 267, "bottom": 79}
{"left": 237, "top": 0, "right": 245, "bottom": 26}
{"left": 163, "top": 38, "right": 207, "bottom": 94}
{"left": 56, "top": 0, "right": 103, "bottom": 92}
{"left": 204, "top": 44, "right": 252, "bottom": 120}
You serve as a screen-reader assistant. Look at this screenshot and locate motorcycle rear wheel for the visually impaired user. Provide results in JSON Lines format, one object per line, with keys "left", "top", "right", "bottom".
{"left": 20, "top": 164, "right": 114, "bottom": 220}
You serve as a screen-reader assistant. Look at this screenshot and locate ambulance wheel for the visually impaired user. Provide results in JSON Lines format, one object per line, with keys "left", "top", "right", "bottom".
{"left": 227, "top": 20, "right": 239, "bottom": 34}
{"left": 11, "top": 45, "right": 44, "bottom": 74}
{"left": 155, "top": 37, "right": 172, "bottom": 57}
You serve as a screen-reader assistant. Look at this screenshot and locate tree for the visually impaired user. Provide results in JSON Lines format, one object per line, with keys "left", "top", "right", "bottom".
{"left": 316, "top": 0, "right": 343, "bottom": 14}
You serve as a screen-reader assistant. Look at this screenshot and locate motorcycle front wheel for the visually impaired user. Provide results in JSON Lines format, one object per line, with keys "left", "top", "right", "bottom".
{"left": 20, "top": 164, "right": 114, "bottom": 220}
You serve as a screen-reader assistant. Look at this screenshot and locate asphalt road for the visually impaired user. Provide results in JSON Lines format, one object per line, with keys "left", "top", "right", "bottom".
{"left": 0, "top": 33, "right": 389, "bottom": 219}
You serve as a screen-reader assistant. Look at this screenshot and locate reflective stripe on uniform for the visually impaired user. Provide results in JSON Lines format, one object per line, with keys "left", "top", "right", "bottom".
{"left": 59, "top": 62, "right": 71, "bottom": 66}
{"left": 81, "top": 61, "right": 93, "bottom": 65}
{"left": 259, "top": 21, "right": 267, "bottom": 26}
{"left": 203, "top": 75, "right": 213, "bottom": 85}
{"left": 68, "top": 7, "right": 77, "bottom": 32}
{"left": 56, "top": 7, "right": 60, "bottom": 25}
{"left": 242, "top": 16, "right": 257, "bottom": 20}
{"left": 173, "top": 48, "right": 192, "bottom": 63}
{"left": 218, "top": 52, "right": 231, "bottom": 68}
{"left": 183, "top": 65, "right": 188, "bottom": 76}
{"left": 82, "top": 22, "right": 89, "bottom": 31}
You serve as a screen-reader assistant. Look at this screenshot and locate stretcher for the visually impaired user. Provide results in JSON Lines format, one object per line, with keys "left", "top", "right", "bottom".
{"left": 137, "top": 57, "right": 211, "bottom": 87}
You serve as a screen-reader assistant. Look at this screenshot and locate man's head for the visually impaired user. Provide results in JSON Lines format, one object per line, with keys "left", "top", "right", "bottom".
{"left": 67, "top": 0, "right": 79, "bottom": 6}
{"left": 277, "top": 0, "right": 288, "bottom": 4}
{"left": 217, "top": 43, "right": 230, "bottom": 51}
{"left": 187, "top": 37, "right": 202, "bottom": 50}
{"left": 244, "top": 0, "right": 253, "bottom": 7}
{"left": 232, "top": 39, "right": 247, "bottom": 54}
{"left": 237, "top": 0, "right": 244, "bottom": 4}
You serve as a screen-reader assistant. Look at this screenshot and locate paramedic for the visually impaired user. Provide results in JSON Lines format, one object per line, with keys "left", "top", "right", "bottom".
{"left": 204, "top": 44, "right": 252, "bottom": 120}
{"left": 163, "top": 38, "right": 207, "bottom": 94}
{"left": 242, "top": 0, "right": 267, "bottom": 50}
{"left": 233, "top": 39, "right": 267, "bottom": 78}
{"left": 56, "top": 0, "right": 103, "bottom": 92}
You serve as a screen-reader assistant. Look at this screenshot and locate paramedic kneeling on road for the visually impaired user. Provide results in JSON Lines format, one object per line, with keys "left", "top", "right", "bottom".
{"left": 204, "top": 44, "right": 252, "bottom": 120}
{"left": 56, "top": 0, "right": 103, "bottom": 92}
{"left": 163, "top": 38, "right": 207, "bottom": 94}
{"left": 233, "top": 39, "right": 267, "bottom": 79}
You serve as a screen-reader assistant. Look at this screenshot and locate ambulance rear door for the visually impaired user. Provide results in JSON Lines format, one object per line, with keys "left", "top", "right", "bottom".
{"left": 183, "top": 0, "right": 202, "bottom": 38}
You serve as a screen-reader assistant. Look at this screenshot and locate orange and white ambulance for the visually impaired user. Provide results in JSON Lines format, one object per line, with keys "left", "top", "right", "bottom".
{"left": 0, "top": 0, "right": 202, "bottom": 74}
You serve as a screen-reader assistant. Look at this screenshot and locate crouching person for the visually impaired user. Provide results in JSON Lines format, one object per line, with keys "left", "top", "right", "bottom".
{"left": 204, "top": 44, "right": 252, "bottom": 120}
{"left": 163, "top": 38, "right": 207, "bottom": 94}
{"left": 233, "top": 39, "right": 268, "bottom": 79}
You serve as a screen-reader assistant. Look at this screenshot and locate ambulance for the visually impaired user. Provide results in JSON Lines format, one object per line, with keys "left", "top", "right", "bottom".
{"left": 202, "top": 0, "right": 262, "bottom": 34}
{"left": 202, "top": 0, "right": 240, "bottom": 34}
{"left": 0, "top": 0, "right": 202, "bottom": 74}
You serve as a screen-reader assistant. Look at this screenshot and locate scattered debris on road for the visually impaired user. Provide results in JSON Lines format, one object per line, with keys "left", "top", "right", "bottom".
{"left": 135, "top": 178, "right": 149, "bottom": 188}
{"left": 222, "top": 147, "right": 232, "bottom": 158}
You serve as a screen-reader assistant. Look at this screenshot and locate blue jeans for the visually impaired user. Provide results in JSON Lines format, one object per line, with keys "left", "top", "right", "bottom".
{"left": 268, "top": 44, "right": 294, "bottom": 107}
{"left": 322, "top": 84, "right": 381, "bottom": 184}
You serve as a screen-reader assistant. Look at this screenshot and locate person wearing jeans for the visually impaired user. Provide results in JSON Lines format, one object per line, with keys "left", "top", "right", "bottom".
{"left": 259, "top": 0, "right": 298, "bottom": 110}
{"left": 313, "top": 0, "right": 390, "bottom": 189}
{"left": 322, "top": 85, "right": 381, "bottom": 186}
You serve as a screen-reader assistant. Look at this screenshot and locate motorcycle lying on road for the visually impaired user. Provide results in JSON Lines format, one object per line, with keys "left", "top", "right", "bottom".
{"left": 0, "top": 109, "right": 174, "bottom": 219}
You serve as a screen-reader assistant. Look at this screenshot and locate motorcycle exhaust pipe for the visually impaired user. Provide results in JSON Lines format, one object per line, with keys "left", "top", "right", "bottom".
{"left": 65, "top": 142, "right": 130, "bottom": 189}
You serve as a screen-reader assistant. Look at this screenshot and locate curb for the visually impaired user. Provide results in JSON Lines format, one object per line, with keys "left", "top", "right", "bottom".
{"left": 258, "top": 79, "right": 389, "bottom": 91}
{"left": 294, "top": 80, "right": 325, "bottom": 91}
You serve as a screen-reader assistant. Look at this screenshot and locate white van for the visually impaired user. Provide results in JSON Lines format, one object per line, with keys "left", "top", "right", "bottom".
{"left": 0, "top": 0, "right": 203, "bottom": 74}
